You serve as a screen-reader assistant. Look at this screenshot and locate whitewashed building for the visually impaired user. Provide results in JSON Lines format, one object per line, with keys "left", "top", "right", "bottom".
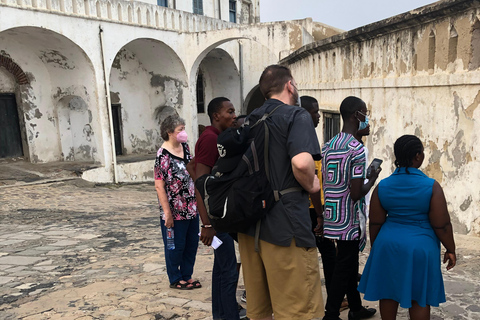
{"left": 0, "top": 0, "right": 339, "bottom": 180}
{"left": 1, "top": 0, "right": 479, "bottom": 235}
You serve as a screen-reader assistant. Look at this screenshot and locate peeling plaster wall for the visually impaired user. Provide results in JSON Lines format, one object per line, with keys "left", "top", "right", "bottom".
{"left": 0, "top": 27, "right": 101, "bottom": 164}
{"left": 110, "top": 46, "right": 187, "bottom": 155}
{"left": 284, "top": 2, "right": 480, "bottom": 235}
{"left": 197, "top": 46, "right": 241, "bottom": 126}
{"left": 0, "top": 43, "right": 55, "bottom": 162}
{"left": 0, "top": 67, "right": 16, "bottom": 92}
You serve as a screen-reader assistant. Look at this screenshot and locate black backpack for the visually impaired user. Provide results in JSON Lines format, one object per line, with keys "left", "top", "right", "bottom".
{"left": 195, "top": 104, "right": 300, "bottom": 237}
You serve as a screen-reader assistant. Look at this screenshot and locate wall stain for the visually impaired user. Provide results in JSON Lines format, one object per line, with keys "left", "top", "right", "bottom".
{"left": 25, "top": 72, "right": 35, "bottom": 82}
{"left": 465, "top": 90, "right": 480, "bottom": 119}
{"left": 34, "top": 109, "right": 43, "bottom": 119}
{"left": 39, "top": 50, "right": 75, "bottom": 70}
{"left": 78, "top": 145, "right": 92, "bottom": 159}
{"left": 451, "top": 130, "right": 467, "bottom": 169}
{"left": 0, "top": 50, "right": 12, "bottom": 58}
{"left": 65, "top": 147, "right": 75, "bottom": 161}
{"left": 460, "top": 196, "right": 472, "bottom": 211}
{"left": 424, "top": 161, "right": 443, "bottom": 183}
{"left": 149, "top": 72, "right": 184, "bottom": 88}
{"left": 83, "top": 124, "right": 94, "bottom": 142}
{"left": 110, "top": 91, "right": 120, "bottom": 104}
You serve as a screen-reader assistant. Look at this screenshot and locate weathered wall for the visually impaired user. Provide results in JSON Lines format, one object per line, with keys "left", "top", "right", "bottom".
{"left": 283, "top": 0, "right": 480, "bottom": 236}
{"left": 0, "top": 0, "right": 339, "bottom": 182}
{"left": 0, "top": 27, "right": 101, "bottom": 163}
{"left": 109, "top": 38, "right": 187, "bottom": 155}
{"left": 0, "top": 67, "right": 16, "bottom": 92}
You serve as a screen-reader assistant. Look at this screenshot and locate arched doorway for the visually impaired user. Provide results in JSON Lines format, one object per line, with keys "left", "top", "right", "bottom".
{"left": 195, "top": 48, "right": 241, "bottom": 128}
{"left": 109, "top": 38, "right": 187, "bottom": 155}
{"left": 0, "top": 26, "right": 98, "bottom": 163}
{"left": 244, "top": 85, "right": 265, "bottom": 115}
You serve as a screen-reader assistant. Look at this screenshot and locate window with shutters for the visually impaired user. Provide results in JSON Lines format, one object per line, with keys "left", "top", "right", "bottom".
{"left": 193, "top": 0, "right": 203, "bottom": 15}
{"left": 229, "top": 0, "right": 236, "bottom": 23}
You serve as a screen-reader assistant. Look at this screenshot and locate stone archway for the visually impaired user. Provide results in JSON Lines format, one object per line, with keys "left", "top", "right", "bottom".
{"left": 244, "top": 85, "right": 265, "bottom": 115}
{"left": 0, "top": 55, "right": 29, "bottom": 85}
{"left": 109, "top": 38, "right": 188, "bottom": 155}
{"left": 0, "top": 26, "right": 99, "bottom": 163}
{"left": 195, "top": 48, "right": 241, "bottom": 127}
{"left": 0, "top": 57, "right": 28, "bottom": 159}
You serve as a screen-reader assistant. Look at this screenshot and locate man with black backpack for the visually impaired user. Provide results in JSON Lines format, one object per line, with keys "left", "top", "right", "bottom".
{"left": 237, "top": 65, "right": 324, "bottom": 320}
{"left": 193, "top": 97, "right": 246, "bottom": 320}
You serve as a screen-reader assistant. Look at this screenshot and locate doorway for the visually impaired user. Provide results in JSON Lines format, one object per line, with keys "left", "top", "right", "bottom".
{"left": 0, "top": 94, "right": 23, "bottom": 158}
{"left": 111, "top": 104, "right": 123, "bottom": 155}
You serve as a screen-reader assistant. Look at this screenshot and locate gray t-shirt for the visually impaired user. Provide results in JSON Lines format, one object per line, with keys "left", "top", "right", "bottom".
{"left": 242, "top": 99, "right": 321, "bottom": 248}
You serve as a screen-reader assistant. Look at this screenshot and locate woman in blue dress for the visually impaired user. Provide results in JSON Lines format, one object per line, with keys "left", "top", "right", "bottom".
{"left": 358, "top": 135, "right": 456, "bottom": 320}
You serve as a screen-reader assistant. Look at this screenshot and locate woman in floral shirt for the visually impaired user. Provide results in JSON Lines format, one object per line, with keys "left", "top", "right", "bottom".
{"left": 155, "top": 115, "right": 200, "bottom": 290}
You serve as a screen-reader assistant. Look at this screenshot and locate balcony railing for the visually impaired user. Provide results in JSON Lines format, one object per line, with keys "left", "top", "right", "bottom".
{"left": 1, "top": 0, "right": 237, "bottom": 32}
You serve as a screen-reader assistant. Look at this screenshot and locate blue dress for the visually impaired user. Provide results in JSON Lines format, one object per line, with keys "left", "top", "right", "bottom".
{"left": 357, "top": 167, "right": 445, "bottom": 308}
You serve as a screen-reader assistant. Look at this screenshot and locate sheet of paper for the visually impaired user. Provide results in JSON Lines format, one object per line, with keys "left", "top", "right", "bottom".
{"left": 198, "top": 233, "right": 223, "bottom": 249}
{"left": 211, "top": 236, "right": 223, "bottom": 249}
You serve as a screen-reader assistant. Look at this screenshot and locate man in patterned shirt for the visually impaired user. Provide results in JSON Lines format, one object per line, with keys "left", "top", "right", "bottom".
{"left": 321, "top": 96, "right": 380, "bottom": 320}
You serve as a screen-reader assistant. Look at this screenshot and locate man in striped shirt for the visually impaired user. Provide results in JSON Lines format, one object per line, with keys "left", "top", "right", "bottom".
{"left": 321, "top": 96, "right": 379, "bottom": 320}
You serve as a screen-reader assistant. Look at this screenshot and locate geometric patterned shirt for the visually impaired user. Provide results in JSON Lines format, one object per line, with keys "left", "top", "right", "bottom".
{"left": 321, "top": 132, "right": 366, "bottom": 241}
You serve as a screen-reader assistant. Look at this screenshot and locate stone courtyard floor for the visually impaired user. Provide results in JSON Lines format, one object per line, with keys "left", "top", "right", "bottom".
{"left": 0, "top": 179, "right": 479, "bottom": 320}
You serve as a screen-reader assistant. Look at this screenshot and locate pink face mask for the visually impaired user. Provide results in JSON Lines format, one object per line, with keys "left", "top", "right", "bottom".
{"left": 176, "top": 130, "right": 188, "bottom": 143}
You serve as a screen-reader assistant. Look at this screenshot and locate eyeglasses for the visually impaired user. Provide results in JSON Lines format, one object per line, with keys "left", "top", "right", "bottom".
{"left": 357, "top": 110, "right": 371, "bottom": 117}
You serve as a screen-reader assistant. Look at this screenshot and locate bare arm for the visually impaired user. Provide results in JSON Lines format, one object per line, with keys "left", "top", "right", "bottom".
{"left": 155, "top": 179, "right": 174, "bottom": 228}
{"left": 195, "top": 162, "right": 216, "bottom": 246}
{"left": 186, "top": 156, "right": 196, "bottom": 180}
{"left": 292, "top": 152, "right": 320, "bottom": 194}
{"left": 368, "top": 186, "right": 386, "bottom": 246}
{"left": 429, "top": 181, "right": 456, "bottom": 270}
{"left": 350, "top": 164, "right": 381, "bottom": 202}
{"left": 311, "top": 190, "right": 324, "bottom": 236}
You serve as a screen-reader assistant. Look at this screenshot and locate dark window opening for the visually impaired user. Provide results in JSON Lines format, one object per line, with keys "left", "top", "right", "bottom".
{"left": 193, "top": 0, "right": 203, "bottom": 15}
{"left": 469, "top": 20, "right": 480, "bottom": 70}
{"left": 111, "top": 104, "right": 123, "bottom": 156}
{"left": 323, "top": 112, "right": 340, "bottom": 143}
{"left": 196, "top": 72, "right": 205, "bottom": 114}
{"left": 157, "top": 0, "right": 168, "bottom": 7}
{"left": 0, "top": 94, "right": 23, "bottom": 158}
{"left": 448, "top": 27, "right": 458, "bottom": 64}
{"left": 428, "top": 30, "right": 436, "bottom": 71}
{"left": 229, "top": 0, "right": 236, "bottom": 23}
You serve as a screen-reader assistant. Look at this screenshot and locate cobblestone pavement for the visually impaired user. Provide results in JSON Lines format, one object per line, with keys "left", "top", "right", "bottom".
{"left": 0, "top": 179, "right": 479, "bottom": 320}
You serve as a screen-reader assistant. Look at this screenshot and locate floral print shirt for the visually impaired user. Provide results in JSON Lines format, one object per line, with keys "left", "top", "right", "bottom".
{"left": 154, "top": 143, "right": 198, "bottom": 220}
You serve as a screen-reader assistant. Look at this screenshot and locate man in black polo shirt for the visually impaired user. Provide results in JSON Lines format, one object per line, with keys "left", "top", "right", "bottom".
{"left": 237, "top": 65, "right": 324, "bottom": 320}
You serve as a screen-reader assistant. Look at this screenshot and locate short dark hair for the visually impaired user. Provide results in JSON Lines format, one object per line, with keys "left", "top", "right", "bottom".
{"left": 394, "top": 135, "right": 424, "bottom": 173}
{"left": 160, "top": 115, "right": 185, "bottom": 141}
{"left": 339, "top": 96, "right": 365, "bottom": 121}
{"left": 259, "top": 65, "right": 293, "bottom": 99}
{"left": 207, "top": 97, "right": 230, "bottom": 122}
{"left": 300, "top": 96, "right": 318, "bottom": 112}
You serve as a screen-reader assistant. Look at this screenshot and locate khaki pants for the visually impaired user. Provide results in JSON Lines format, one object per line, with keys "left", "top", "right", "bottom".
{"left": 238, "top": 233, "right": 324, "bottom": 320}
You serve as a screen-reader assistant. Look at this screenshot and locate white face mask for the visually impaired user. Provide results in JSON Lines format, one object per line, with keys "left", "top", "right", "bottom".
{"left": 176, "top": 130, "right": 188, "bottom": 143}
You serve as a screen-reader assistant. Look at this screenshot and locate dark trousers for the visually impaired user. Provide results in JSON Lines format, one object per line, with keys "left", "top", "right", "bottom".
{"left": 212, "top": 232, "right": 240, "bottom": 320}
{"left": 160, "top": 215, "right": 199, "bottom": 284}
{"left": 323, "top": 240, "right": 362, "bottom": 320}
{"left": 310, "top": 208, "right": 336, "bottom": 295}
